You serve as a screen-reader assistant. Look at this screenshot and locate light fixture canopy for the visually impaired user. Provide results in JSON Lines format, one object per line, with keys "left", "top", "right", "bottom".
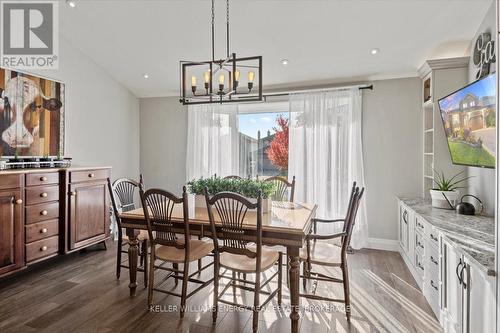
{"left": 66, "top": 0, "right": 76, "bottom": 8}
{"left": 371, "top": 48, "right": 379, "bottom": 55}
{"left": 179, "top": 0, "right": 262, "bottom": 105}
{"left": 281, "top": 59, "right": 289, "bottom": 66}
{"left": 143, "top": 73, "right": 149, "bottom": 79}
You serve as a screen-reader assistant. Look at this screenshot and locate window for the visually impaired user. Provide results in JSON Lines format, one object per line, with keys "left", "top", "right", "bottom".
{"left": 237, "top": 102, "right": 289, "bottom": 178}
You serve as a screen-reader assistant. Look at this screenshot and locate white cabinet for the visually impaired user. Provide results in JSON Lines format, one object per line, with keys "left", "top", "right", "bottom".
{"left": 463, "top": 258, "right": 495, "bottom": 333}
{"left": 399, "top": 202, "right": 410, "bottom": 254}
{"left": 441, "top": 237, "right": 463, "bottom": 333}
{"left": 440, "top": 237, "right": 495, "bottom": 333}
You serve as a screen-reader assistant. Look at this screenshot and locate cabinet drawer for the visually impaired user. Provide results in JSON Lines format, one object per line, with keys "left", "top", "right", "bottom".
{"left": 70, "top": 169, "right": 110, "bottom": 183}
{"left": 415, "top": 215, "right": 425, "bottom": 233}
{"left": 26, "top": 236, "right": 58, "bottom": 262}
{"left": 415, "top": 251, "right": 425, "bottom": 276}
{"left": 424, "top": 277, "right": 440, "bottom": 316}
{"left": 0, "top": 174, "right": 22, "bottom": 190}
{"left": 25, "top": 185, "right": 59, "bottom": 205}
{"left": 425, "top": 225, "right": 439, "bottom": 247}
{"left": 415, "top": 231, "right": 425, "bottom": 254}
{"left": 25, "top": 219, "right": 59, "bottom": 243}
{"left": 26, "top": 202, "right": 59, "bottom": 224}
{"left": 26, "top": 172, "right": 59, "bottom": 187}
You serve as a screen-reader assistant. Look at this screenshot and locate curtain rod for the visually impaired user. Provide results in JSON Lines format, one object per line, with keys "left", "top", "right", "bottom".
{"left": 262, "top": 83, "right": 373, "bottom": 98}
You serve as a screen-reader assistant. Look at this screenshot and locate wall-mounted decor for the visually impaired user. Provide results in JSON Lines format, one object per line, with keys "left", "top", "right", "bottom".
{"left": 0, "top": 67, "right": 64, "bottom": 157}
{"left": 473, "top": 32, "right": 496, "bottom": 80}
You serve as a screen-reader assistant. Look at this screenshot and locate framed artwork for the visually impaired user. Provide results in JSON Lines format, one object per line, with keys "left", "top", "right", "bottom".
{"left": 0, "top": 67, "right": 65, "bottom": 157}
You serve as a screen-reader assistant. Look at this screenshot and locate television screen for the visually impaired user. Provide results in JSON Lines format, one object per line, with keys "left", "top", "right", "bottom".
{"left": 438, "top": 73, "right": 496, "bottom": 168}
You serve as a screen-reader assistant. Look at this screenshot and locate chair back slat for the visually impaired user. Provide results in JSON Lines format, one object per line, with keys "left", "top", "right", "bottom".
{"left": 264, "top": 176, "right": 295, "bottom": 202}
{"left": 205, "top": 191, "right": 261, "bottom": 259}
{"left": 140, "top": 188, "right": 188, "bottom": 249}
{"left": 340, "top": 183, "right": 365, "bottom": 255}
{"left": 108, "top": 177, "right": 143, "bottom": 231}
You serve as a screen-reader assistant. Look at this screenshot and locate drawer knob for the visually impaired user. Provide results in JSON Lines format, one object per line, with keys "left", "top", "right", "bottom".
{"left": 40, "top": 176, "right": 47, "bottom": 181}
{"left": 40, "top": 192, "right": 48, "bottom": 198}
{"left": 15, "top": 199, "right": 23, "bottom": 205}
{"left": 41, "top": 228, "right": 48, "bottom": 234}
{"left": 88, "top": 173, "right": 95, "bottom": 178}
{"left": 41, "top": 210, "right": 48, "bottom": 216}
{"left": 40, "top": 246, "right": 48, "bottom": 251}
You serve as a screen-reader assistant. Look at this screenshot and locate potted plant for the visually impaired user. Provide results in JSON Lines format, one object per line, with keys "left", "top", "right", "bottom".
{"left": 430, "top": 170, "right": 470, "bottom": 209}
{"left": 40, "top": 153, "right": 52, "bottom": 168}
{"left": 187, "top": 176, "right": 276, "bottom": 214}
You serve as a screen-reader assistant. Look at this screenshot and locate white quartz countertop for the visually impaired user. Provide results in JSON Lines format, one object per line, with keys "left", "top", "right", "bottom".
{"left": 399, "top": 197, "right": 495, "bottom": 276}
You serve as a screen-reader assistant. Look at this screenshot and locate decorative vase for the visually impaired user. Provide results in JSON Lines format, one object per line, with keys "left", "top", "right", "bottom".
{"left": 429, "top": 189, "right": 459, "bottom": 209}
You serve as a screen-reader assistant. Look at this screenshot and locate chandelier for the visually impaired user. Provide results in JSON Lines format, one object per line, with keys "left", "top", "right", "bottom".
{"left": 179, "top": 0, "right": 262, "bottom": 105}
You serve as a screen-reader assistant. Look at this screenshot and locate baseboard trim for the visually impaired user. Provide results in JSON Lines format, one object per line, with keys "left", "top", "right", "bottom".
{"left": 366, "top": 238, "right": 399, "bottom": 252}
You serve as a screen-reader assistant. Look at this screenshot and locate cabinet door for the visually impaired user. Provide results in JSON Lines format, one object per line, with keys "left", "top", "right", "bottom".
{"left": 68, "top": 181, "right": 109, "bottom": 250}
{"left": 441, "top": 238, "right": 463, "bottom": 333}
{"left": 463, "top": 260, "right": 495, "bottom": 333}
{"left": 0, "top": 189, "right": 23, "bottom": 275}
{"left": 399, "top": 204, "right": 410, "bottom": 254}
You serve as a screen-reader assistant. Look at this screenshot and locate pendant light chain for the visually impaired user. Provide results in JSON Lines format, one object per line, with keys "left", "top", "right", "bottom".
{"left": 226, "top": 0, "right": 230, "bottom": 58}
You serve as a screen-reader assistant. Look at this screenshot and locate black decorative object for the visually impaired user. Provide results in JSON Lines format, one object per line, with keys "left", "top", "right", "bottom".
{"left": 473, "top": 32, "right": 496, "bottom": 80}
{"left": 456, "top": 195, "right": 483, "bottom": 215}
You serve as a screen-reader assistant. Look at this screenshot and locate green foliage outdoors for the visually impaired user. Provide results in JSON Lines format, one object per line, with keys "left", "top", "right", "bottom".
{"left": 448, "top": 141, "right": 495, "bottom": 168}
{"left": 187, "top": 176, "right": 276, "bottom": 199}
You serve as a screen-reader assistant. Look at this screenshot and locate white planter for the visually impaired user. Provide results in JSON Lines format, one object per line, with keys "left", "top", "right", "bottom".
{"left": 429, "top": 189, "right": 459, "bottom": 209}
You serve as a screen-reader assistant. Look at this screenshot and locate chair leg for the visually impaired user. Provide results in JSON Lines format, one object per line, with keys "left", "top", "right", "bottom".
{"left": 197, "top": 235, "right": 202, "bottom": 272}
{"left": 302, "top": 261, "right": 307, "bottom": 290}
{"left": 180, "top": 262, "right": 189, "bottom": 318}
{"left": 286, "top": 254, "right": 289, "bottom": 286}
{"left": 173, "top": 263, "right": 179, "bottom": 286}
{"left": 101, "top": 240, "right": 107, "bottom": 250}
{"left": 212, "top": 254, "right": 219, "bottom": 324}
{"left": 143, "top": 240, "right": 148, "bottom": 288}
{"left": 342, "top": 263, "right": 351, "bottom": 322}
{"left": 116, "top": 236, "right": 122, "bottom": 279}
{"left": 277, "top": 254, "right": 282, "bottom": 306}
{"left": 139, "top": 242, "right": 144, "bottom": 268}
{"left": 252, "top": 271, "right": 261, "bottom": 333}
{"left": 147, "top": 247, "right": 155, "bottom": 309}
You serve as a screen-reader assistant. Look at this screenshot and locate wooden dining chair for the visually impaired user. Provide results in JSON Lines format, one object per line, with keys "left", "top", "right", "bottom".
{"left": 140, "top": 187, "right": 214, "bottom": 318}
{"left": 299, "top": 182, "right": 364, "bottom": 322}
{"left": 264, "top": 175, "right": 296, "bottom": 202}
{"left": 108, "top": 177, "right": 149, "bottom": 285}
{"left": 223, "top": 175, "right": 242, "bottom": 180}
{"left": 205, "top": 190, "right": 282, "bottom": 333}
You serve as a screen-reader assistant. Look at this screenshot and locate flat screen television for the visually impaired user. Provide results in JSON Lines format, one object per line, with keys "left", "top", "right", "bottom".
{"left": 438, "top": 73, "right": 496, "bottom": 168}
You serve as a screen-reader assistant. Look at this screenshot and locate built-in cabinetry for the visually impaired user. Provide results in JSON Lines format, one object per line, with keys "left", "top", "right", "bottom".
{"left": 418, "top": 58, "right": 469, "bottom": 198}
{"left": 0, "top": 167, "right": 111, "bottom": 278}
{"left": 398, "top": 199, "right": 495, "bottom": 333}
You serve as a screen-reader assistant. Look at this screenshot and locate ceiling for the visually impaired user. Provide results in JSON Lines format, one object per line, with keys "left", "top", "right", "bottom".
{"left": 60, "top": 0, "right": 493, "bottom": 98}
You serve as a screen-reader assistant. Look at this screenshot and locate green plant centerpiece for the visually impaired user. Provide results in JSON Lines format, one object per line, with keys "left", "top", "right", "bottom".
{"left": 187, "top": 176, "right": 276, "bottom": 213}
{"left": 430, "top": 170, "right": 470, "bottom": 209}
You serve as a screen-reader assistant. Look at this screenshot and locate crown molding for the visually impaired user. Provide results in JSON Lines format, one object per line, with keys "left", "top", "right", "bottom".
{"left": 418, "top": 56, "right": 470, "bottom": 78}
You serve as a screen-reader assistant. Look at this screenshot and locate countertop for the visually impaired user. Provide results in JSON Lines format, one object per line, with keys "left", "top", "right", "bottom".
{"left": 0, "top": 166, "right": 112, "bottom": 175}
{"left": 399, "top": 197, "right": 495, "bottom": 276}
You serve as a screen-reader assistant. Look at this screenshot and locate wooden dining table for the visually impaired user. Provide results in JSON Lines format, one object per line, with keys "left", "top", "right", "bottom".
{"left": 119, "top": 201, "right": 317, "bottom": 333}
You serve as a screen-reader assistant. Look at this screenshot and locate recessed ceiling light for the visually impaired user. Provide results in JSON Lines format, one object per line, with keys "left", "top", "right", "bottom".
{"left": 143, "top": 74, "right": 149, "bottom": 79}
{"left": 281, "top": 59, "right": 289, "bottom": 66}
{"left": 66, "top": 0, "right": 76, "bottom": 8}
{"left": 371, "top": 48, "right": 379, "bottom": 55}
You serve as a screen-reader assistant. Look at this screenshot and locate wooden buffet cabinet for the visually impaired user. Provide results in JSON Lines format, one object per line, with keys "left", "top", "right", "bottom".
{"left": 0, "top": 166, "right": 111, "bottom": 277}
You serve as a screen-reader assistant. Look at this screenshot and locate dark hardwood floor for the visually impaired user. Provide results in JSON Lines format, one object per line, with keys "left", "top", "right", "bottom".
{"left": 0, "top": 241, "right": 441, "bottom": 333}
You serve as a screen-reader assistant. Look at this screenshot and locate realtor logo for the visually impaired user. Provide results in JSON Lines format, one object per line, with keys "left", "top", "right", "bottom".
{"left": 0, "top": 1, "right": 59, "bottom": 69}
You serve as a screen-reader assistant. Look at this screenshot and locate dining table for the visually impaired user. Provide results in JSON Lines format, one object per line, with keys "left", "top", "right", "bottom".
{"left": 119, "top": 200, "right": 317, "bottom": 333}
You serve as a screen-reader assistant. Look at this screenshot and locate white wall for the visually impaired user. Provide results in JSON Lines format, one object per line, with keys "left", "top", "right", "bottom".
{"left": 139, "top": 97, "right": 187, "bottom": 194}
{"left": 466, "top": 0, "right": 496, "bottom": 216}
{"left": 32, "top": 37, "right": 140, "bottom": 180}
{"left": 363, "top": 77, "right": 422, "bottom": 242}
{"left": 139, "top": 77, "right": 422, "bottom": 245}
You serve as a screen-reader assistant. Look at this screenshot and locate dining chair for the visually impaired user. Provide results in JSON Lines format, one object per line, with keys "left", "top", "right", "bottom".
{"left": 223, "top": 175, "right": 242, "bottom": 180}
{"left": 140, "top": 186, "right": 214, "bottom": 318}
{"left": 205, "top": 189, "right": 282, "bottom": 333}
{"left": 264, "top": 175, "right": 295, "bottom": 202}
{"left": 299, "top": 182, "right": 364, "bottom": 322}
{"left": 108, "top": 177, "right": 149, "bottom": 285}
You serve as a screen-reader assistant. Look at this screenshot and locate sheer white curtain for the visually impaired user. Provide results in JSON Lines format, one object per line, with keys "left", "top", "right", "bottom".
{"left": 186, "top": 104, "right": 239, "bottom": 181}
{"left": 288, "top": 89, "right": 368, "bottom": 249}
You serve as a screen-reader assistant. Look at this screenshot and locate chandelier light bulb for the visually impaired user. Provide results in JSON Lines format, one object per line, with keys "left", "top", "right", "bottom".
{"left": 203, "top": 71, "right": 210, "bottom": 83}
{"left": 219, "top": 74, "right": 225, "bottom": 85}
{"left": 234, "top": 70, "right": 240, "bottom": 81}
{"left": 248, "top": 71, "right": 255, "bottom": 83}
{"left": 191, "top": 76, "right": 197, "bottom": 87}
